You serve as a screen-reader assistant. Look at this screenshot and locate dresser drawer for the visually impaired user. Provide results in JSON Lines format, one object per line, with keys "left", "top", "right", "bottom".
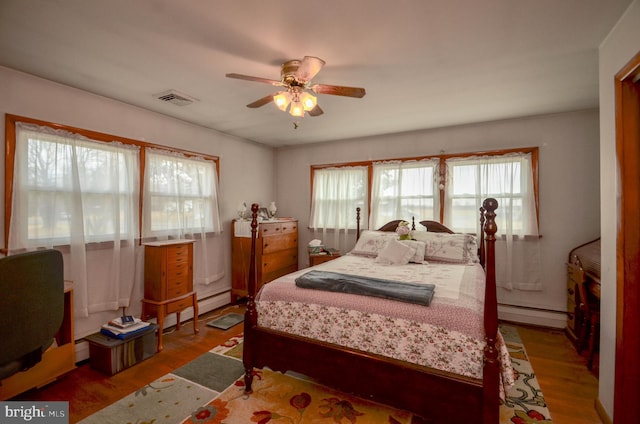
{"left": 281, "top": 221, "right": 297, "bottom": 234}
{"left": 262, "top": 249, "right": 298, "bottom": 275}
{"left": 167, "top": 279, "right": 190, "bottom": 298}
{"left": 263, "top": 232, "right": 297, "bottom": 254}
{"left": 260, "top": 222, "right": 282, "bottom": 237}
{"left": 167, "top": 244, "right": 190, "bottom": 265}
{"left": 166, "top": 297, "right": 193, "bottom": 314}
{"left": 168, "top": 260, "right": 189, "bottom": 279}
{"left": 263, "top": 264, "right": 298, "bottom": 285}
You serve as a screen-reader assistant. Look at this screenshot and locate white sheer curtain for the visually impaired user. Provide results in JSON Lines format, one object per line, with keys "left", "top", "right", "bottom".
{"left": 444, "top": 153, "right": 541, "bottom": 290}
{"left": 9, "top": 123, "right": 140, "bottom": 318}
{"left": 142, "top": 148, "right": 224, "bottom": 285}
{"left": 370, "top": 159, "right": 440, "bottom": 230}
{"left": 309, "top": 166, "right": 368, "bottom": 250}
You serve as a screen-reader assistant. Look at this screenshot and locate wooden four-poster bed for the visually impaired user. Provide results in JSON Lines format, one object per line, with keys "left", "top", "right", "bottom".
{"left": 241, "top": 198, "right": 506, "bottom": 423}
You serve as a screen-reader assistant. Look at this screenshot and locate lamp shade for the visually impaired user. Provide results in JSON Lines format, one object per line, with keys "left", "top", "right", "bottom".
{"left": 289, "top": 101, "right": 305, "bottom": 117}
{"left": 299, "top": 91, "right": 317, "bottom": 111}
{"left": 273, "top": 92, "right": 291, "bottom": 111}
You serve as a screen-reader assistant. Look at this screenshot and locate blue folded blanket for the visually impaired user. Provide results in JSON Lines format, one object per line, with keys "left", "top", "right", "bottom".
{"left": 295, "top": 270, "right": 435, "bottom": 306}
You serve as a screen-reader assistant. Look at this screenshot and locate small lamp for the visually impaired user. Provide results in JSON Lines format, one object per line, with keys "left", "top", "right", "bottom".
{"left": 299, "top": 91, "right": 317, "bottom": 111}
{"left": 237, "top": 202, "right": 247, "bottom": 220}
{"left": 289, "top": 100, "right": 305, "bottom": 117}
{"left": 268, "top": 201, "right": 277, "bottom": 218}
{"left": 273, "top": 92, "right": 291, "bottom": 112}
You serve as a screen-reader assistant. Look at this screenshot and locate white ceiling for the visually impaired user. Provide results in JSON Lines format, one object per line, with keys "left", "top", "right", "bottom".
{"left": 0, "top": 0, "right": 632, "bottom": 147}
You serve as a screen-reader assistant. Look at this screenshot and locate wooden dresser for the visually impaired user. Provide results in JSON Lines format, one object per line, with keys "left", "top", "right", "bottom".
{"left": 231, "top": 219, "right": 298, "bottom": 302}
{"left": 142, "top": 240, "right": 199, "bottom": 352}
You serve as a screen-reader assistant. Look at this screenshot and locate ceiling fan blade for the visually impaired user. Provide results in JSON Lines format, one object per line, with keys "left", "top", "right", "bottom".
{"left": 308, "top": 105, "right": 324, "bottom": 117}
{"left": 295, "top": 56, "right": 326, "bottom": 83}
{"left": 311, "top": 83, "right": 366, "bottom": 98}
{"left": 246, "top": 94, "right": 276, "bottom": 108}
{"left": 226, "top": 73, "right": 283, "bottom": 86}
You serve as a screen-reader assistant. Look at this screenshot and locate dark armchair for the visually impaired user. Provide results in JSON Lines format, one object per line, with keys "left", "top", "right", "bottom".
{"left": 0, "top": 249, "right": 64, "bottom": 383}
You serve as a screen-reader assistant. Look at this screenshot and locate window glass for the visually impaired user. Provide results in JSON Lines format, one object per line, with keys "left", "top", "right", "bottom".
{"left": 144, "top": 149, "right": 220, "bottom": 236}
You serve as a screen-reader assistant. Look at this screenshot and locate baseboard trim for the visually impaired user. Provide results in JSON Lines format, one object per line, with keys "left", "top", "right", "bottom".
{"left": 498, "top": 304, "right": 566, "bottom": 329}
{"left": 74, "top": 291, "right": 231, "bottom": 363}
{"left": 595, "top": 397, "right": 612, "bottom": 424}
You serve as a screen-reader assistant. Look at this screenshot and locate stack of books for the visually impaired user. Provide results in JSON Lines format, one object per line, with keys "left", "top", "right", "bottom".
{"left": 101, "top": 317, "right": 151, "bottom": 340}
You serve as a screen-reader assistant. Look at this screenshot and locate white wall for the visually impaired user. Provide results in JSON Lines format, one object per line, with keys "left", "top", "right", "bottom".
{"left": 598, "top": 0, "right": 640, "bottom": 419}
{"left": 276, "top": 110, "right": 600, "bottom": 322}
{"left": 0, "top": 66, "right": 276, "bottom": 339}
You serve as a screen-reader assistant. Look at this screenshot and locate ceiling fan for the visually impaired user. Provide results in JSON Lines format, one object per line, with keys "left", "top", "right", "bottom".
{"left": 226, "top": 56, "right": 366, "bottom": 118}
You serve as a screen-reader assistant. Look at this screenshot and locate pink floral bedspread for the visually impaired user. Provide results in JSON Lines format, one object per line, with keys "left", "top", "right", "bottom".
{"left": 256, "top": 255, "right": 514, "bottom": 390}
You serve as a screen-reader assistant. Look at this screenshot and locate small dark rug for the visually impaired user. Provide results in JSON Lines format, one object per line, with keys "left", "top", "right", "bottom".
{"left": 172, "top": 352, "right": 244, "bottom": 392}
{"left": 206, "top": 312, "right": 244, "bottom": 330}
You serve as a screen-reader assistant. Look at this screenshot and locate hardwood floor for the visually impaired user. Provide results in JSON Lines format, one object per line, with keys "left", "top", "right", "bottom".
{"left": 516, "top": 324, "right": 602, "bottom": 424}
{"left": 13, "top": 306, "right": 601, "bottom": 424}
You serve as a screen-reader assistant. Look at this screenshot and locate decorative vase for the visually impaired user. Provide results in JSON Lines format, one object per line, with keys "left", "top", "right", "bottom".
{"left": 268, "top": 201, "right": 277, "bottom": 219}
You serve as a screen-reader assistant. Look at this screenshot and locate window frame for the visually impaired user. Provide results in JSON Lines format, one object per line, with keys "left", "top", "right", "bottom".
{"left": 310, "top": 147, "right": 539, "bottom": 230}
{"left": 4, "top": 114, "right": 220, "bottom": 250}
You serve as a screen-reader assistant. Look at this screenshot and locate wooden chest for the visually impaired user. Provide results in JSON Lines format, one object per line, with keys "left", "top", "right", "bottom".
{"left": 142, "top": 240, "right": 198, "bottom": 351}
{"left": 231, "top": 219, "right": 298, "bottom": 302}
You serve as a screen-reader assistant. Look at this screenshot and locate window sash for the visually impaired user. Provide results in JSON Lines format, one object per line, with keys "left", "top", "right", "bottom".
{"left": 370, "top": 160, "right": 439, "bottom": 229}
{"left": 310, "top": 166, "right": 368, "bottom": 230}
{"left": 444, "top": 153, "right": 537, "bottom": 235}
{"left": 143, "top": 149, "right": 221, "bottom": 236}
{"left": 12, "top": 124, "right": 139, "bottom": 246}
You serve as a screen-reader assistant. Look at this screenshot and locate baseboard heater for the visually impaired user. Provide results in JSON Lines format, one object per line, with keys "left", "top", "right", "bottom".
{"left": 498, "top": 303, "right": 567, "bottom": 329}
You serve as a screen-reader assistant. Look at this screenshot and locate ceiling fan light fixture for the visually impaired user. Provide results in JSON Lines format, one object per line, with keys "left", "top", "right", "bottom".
{"left": 273, "top": 91, "right": 291, "bottom": 111}
{"left": 289, "top": 100, "right": 305, "bottom": 117}
{"left": 299, "top": 91, "right": 317, "bottom": 111}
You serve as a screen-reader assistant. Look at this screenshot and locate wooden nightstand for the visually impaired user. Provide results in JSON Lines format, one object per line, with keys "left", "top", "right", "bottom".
{"left": 309, "top": 251, "right": 341, "bottom": 267}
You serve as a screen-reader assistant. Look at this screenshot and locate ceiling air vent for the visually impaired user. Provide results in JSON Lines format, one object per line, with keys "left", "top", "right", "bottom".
{"left": 154, "top": 89, "right": 199, "bottom": 106}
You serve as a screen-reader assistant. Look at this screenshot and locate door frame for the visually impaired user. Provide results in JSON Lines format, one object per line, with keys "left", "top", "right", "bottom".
{"left": 614, "top": 50, "right": 640, "bottom": 423}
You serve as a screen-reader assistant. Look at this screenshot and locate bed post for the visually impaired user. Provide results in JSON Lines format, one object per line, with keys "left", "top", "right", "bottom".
{"left": 479, "top": 205, "right": 486, "bottom": 267}
{"left": 243, "top": 203, "right": 260, "bottom": 393}
{"left": 481, "top": 198, "right": 499, "bottom": 424}
{"left": 356, "top": 207, "right": 361, "bottom": 241}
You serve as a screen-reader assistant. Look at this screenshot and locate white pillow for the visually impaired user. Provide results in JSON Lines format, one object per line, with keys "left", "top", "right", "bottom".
{"left": 400, "top": 240, "right": 426, "bottom": 264}
{"left": 351, "top": 230, "right": 399, "bottom": 257}
{"left": 375, "top": 239, "right": 416, "bottom": 265}
{"left": 411, "top": 231, "right": 478, "bottom": 264}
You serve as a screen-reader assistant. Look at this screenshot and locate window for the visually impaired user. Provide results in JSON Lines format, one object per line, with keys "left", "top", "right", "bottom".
{"left": 4, "top": 115, "right": 223, "bottom": 317}
{"left": 10, "top": 122, "right": 139, "bottom": 248}
{"left": 143, "top": 148, "right": 221, "bottom": 237}
{"left": 309, "top": 148, "right": 538, "bottom": 234}
{"left": 370, "top": 159, "right": 439, "bottom": 229}
{"left": 309, "top": 166, "right": 368, "bottom": 230}
{"left": 444, "top": 153, "right": 538, "bottom": 236}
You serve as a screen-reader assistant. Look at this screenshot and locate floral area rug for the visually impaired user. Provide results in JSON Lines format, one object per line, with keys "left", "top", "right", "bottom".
{"left": 79, "top": 327, "right": 552, "bottom": 423}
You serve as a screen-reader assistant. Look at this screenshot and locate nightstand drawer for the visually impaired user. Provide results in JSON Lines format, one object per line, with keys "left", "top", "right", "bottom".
{"left": 309, "top": 253, "right": 341, "bottom": 267}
